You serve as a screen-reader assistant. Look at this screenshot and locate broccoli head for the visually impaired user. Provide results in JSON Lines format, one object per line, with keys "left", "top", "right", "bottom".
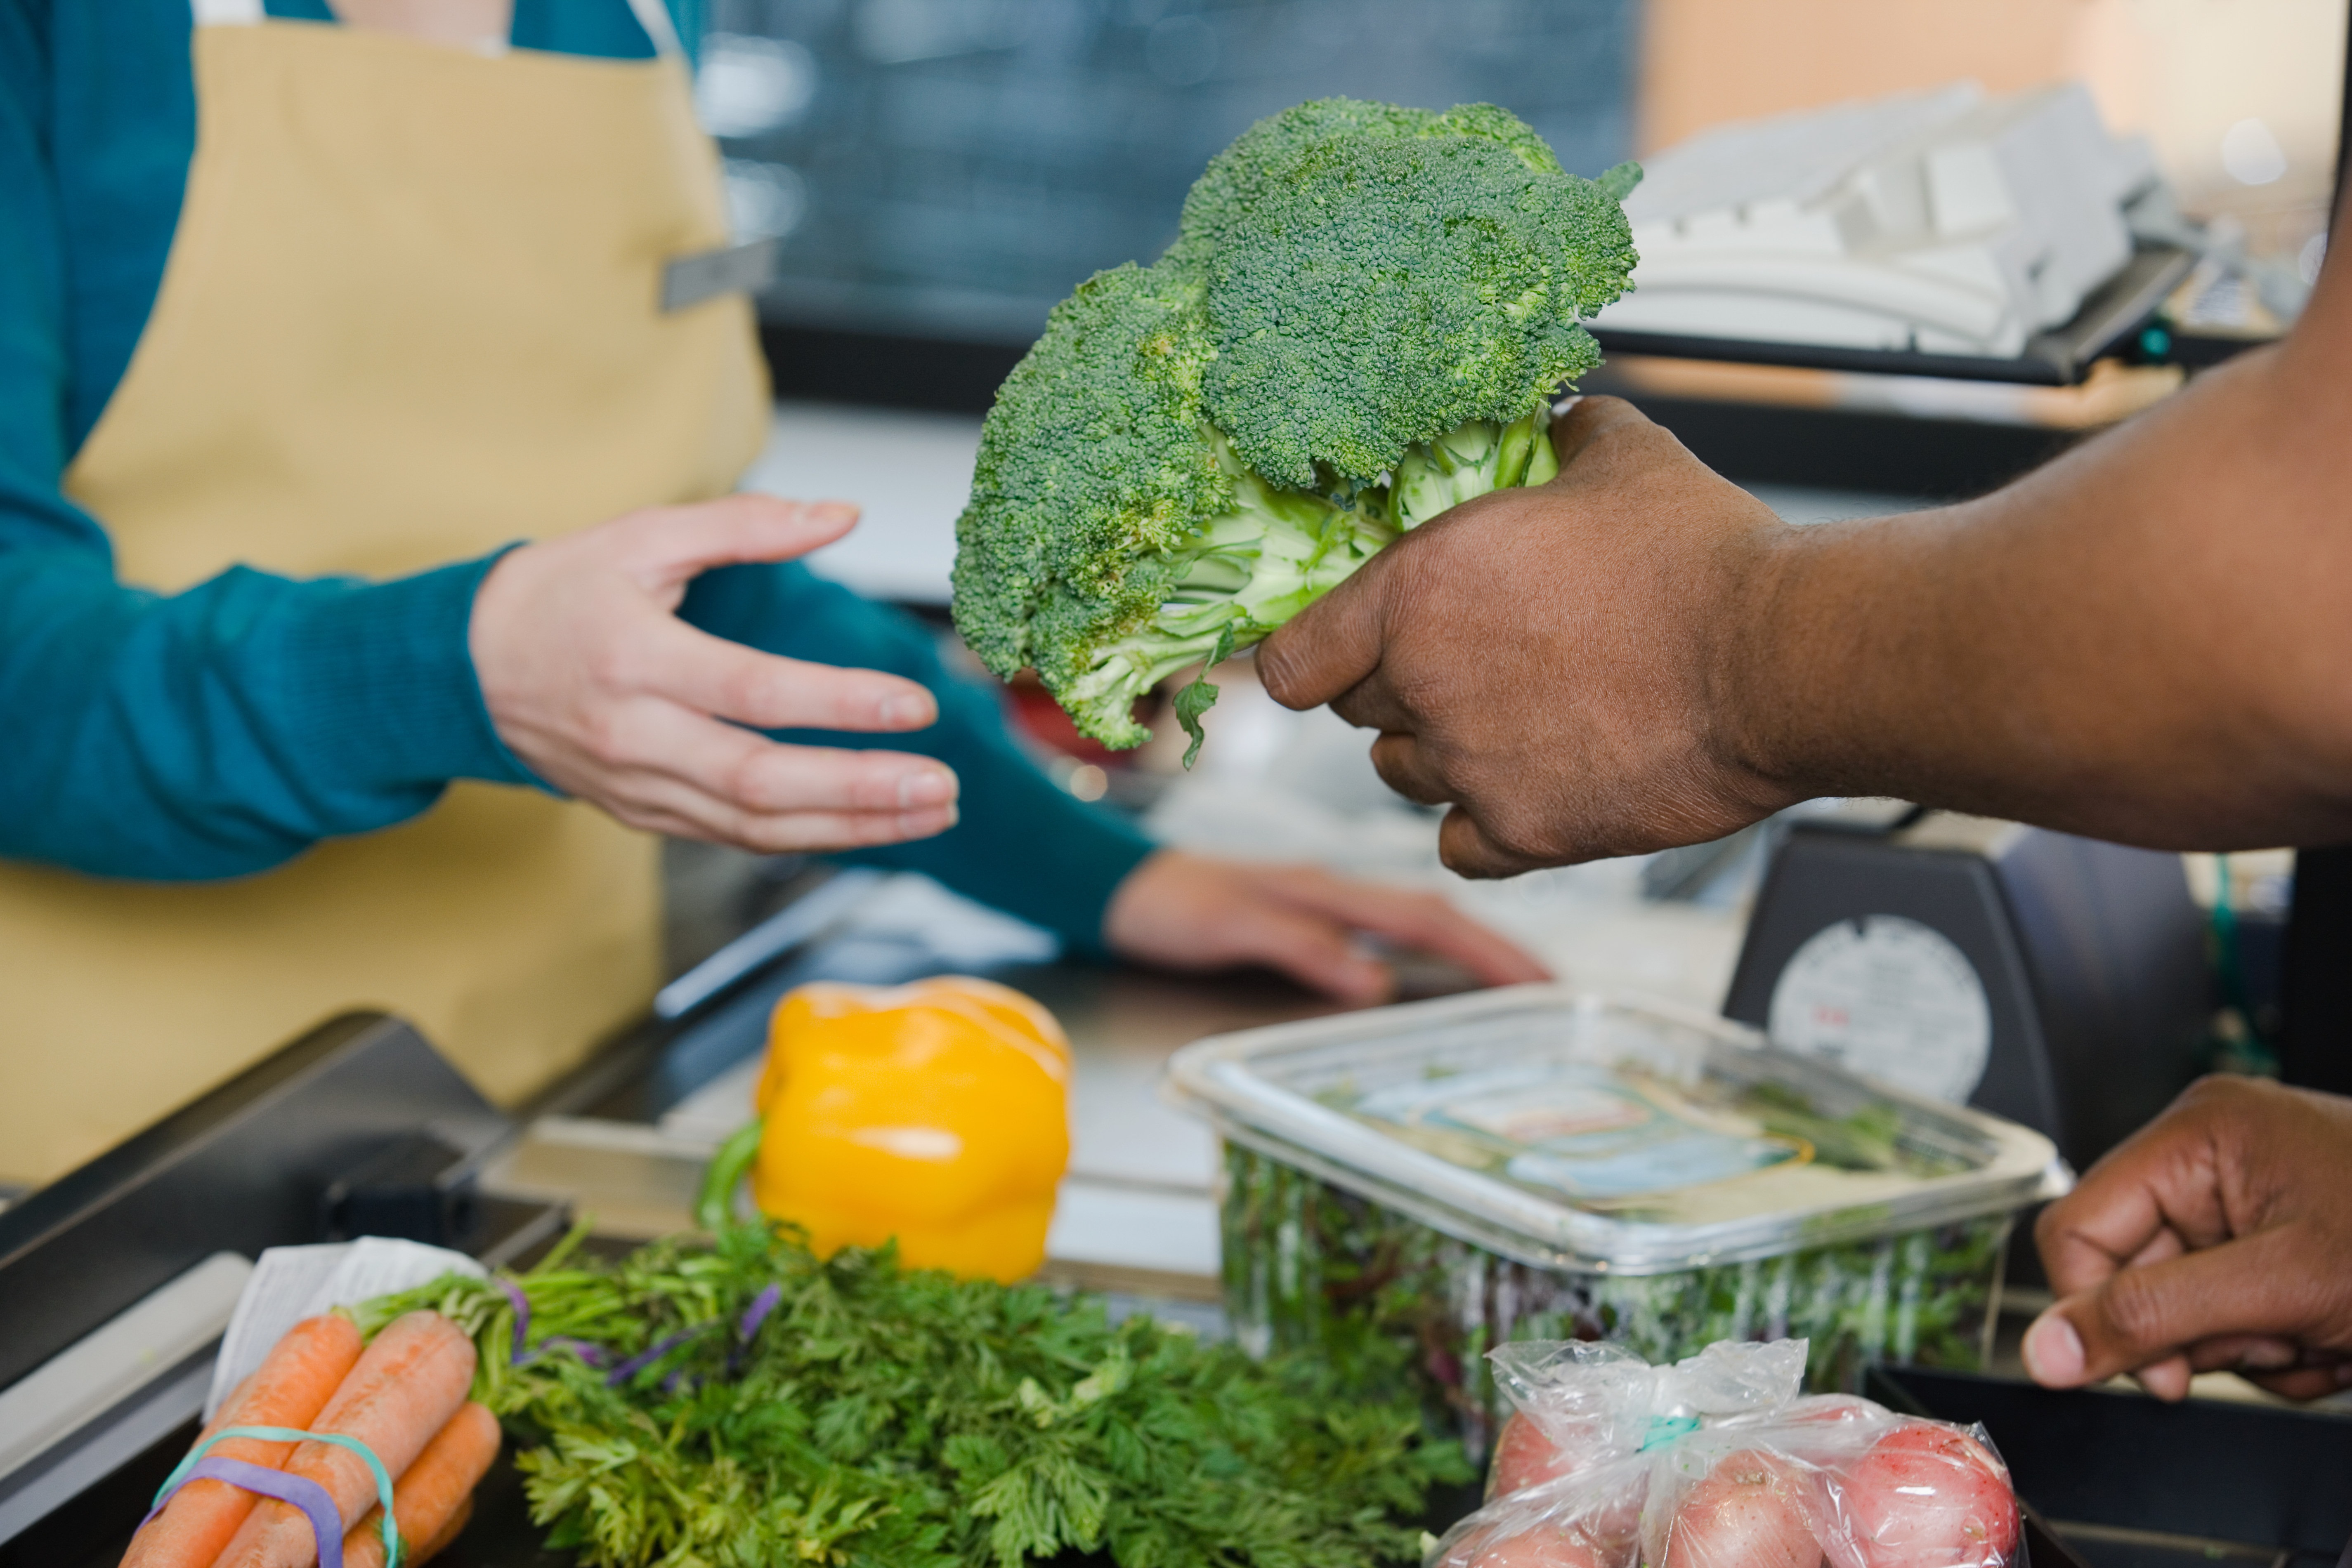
{"left": 952, "top": 97, "right": 1640, "bottom": 762}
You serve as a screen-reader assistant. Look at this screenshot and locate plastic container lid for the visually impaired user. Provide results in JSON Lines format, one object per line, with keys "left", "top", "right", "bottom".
{"left": 1163, "top": 985, "right": 2073, "bottom": 1276}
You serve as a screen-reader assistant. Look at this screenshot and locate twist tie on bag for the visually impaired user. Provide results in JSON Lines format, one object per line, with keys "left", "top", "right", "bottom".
{"left": 1486, "top": 1337, "right": 1810, "bottom": 1464}
{"left": 1639, "top": 1415, "right": 1701, "bottom": 1451}
{"left": 142, "top": 1426, "right": 401, "bottom": 1568}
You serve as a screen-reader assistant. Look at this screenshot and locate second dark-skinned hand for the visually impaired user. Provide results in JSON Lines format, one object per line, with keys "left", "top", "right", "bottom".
{"left": 1257, "top": 396, "right": 1799, "bottom": 877}
{"left": 2024, "top": 1075, "right": 2352, "bottom": 1401}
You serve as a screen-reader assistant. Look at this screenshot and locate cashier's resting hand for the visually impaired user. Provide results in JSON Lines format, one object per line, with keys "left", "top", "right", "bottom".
{"left": 1257, "top": 396, "right": 1795, "bottom": 878}
{"left": 2022, "top": 1075, "right": 2352, "bottom": 1402}
{"left": 471, "top": 495, "right": 959, "bottom": 854}
{"left": 1103, "top": 850, "right": 1550, "bottom": 1004}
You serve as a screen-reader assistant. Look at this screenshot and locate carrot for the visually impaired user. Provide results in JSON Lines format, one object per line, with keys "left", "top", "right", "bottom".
{"left": 410, "top": 1496, "right": 472, "bottom": 1567}
{"left": 120, "top": 1316, "right": 364, "bottom": 1568}
{"left": 207, "top": 1312, "right": 477, "bottom": 1568}
{"left": 337, "top": 1403, "right": 500, "bottom": 1568}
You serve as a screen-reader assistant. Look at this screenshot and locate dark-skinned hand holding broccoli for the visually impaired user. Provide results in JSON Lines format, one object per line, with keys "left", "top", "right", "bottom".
{"left": 952, "top": 98, "right": 1641, "bottom": 764}
{"left": 1262, "top": 241, "right": 2352, "bottom": 871}
{"left": 1259, "top": 396, "right": 1800, "bottom": 876}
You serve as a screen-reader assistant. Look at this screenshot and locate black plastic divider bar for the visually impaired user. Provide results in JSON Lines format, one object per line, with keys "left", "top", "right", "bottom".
{"left": 2336, "top": 0, "right": 2352, "bottom": 233}
{"left": 1866, "top": 1366, "right": 2352, "bottom": 1558}
{"left": 0, "top": 1012, "right": 510, "bottom": 1396}
{"left": 2282, "top": 846, "right": 2352, "bottom": 1094}
{"left": 1611, "top": 394, "right": 2085, "bottom": 501}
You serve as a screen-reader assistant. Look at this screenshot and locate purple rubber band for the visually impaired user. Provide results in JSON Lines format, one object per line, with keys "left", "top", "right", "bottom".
{"left": 739, "top": 1283, "right": 782, "bottom": 1343}
{"left": 142, "top": 1457, "right": 349, "bottom": 1568}
{"left": 605, "top": 1324, "right": 708, "bottom": 1386}
{"left": 672, "top": 1284, "right": 779, "bottom": 1394}
{"left": 497, "top": 1278, "right": 531, "bottom": 1365}
{"left": 515, "top": 1283, "right": 778, "bottom": 1392}
{"left": 498, "top": 1279, "right": 611, "bottom": 1368}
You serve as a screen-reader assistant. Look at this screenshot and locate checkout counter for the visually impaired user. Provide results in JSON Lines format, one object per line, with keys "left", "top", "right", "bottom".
{"left": 4, "top": 823, "right": 2349, "bottom": 1568}
{"left": 0, "top": 879, "right": 1335, "bottom": 1568}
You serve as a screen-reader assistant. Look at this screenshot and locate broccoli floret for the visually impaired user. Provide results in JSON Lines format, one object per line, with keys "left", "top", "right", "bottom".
{"left": 1193, "top": 104, "right": 1633, "bottom": 489}
{"left": 947, "top": 262, "right": 1223, "bottom": 747}
{"left": 1165, "top": 98, "right": 1567, "bottom": 276}
{"left": 952, "top": 97, "right": 1641, "bottom": 761}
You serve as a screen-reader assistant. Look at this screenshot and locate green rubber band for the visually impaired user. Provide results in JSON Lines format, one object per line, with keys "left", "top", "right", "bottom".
{"left": 157, "top": 1424, "right": 403, "bottom": 1568}
{"left": 1638, "top": 1415, "right": 1700, "bottom": 1452}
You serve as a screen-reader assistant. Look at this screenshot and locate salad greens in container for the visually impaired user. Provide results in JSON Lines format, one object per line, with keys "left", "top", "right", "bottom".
{"left": 1162, "top": 986, "right": 2071, "bottom": 1455}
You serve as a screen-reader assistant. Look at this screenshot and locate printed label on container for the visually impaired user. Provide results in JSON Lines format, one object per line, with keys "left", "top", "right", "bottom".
{"left": 1349, "top": 1062, "right": 1808, "bottom": 1202}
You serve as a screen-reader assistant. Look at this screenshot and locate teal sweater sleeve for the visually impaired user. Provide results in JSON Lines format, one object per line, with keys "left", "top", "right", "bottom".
{"left": 0, "top": 0, "right": 537, "bottom": 878}
{"left": 0, "top": 0, "right": 1152, "bottom": 951}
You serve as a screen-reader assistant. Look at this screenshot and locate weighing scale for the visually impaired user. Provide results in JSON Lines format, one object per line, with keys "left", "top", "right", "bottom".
{"left": 1723, "top": 809, "right": 2213, "bottom": 1172}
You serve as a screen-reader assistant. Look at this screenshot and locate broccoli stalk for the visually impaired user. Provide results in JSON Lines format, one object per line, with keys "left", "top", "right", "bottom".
{"left": 1060, "top": 414, "right": 1563, "bottom": 762}
{"left": 1051, "top": 440, "right": 1398, "bottom": 757}
{"left": 952, "top": 98, "right": 1639, "bottom": 763}
{"left": 1393, "top": 408, "right": 1562, "bottom": 530}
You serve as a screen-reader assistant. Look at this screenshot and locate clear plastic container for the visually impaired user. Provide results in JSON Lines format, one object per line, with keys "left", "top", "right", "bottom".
{"left": 1163, "top": 986, "right": 2071, "bottom": 1450}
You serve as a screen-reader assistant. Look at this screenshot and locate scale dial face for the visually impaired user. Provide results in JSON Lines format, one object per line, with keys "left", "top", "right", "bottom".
{"left": 1766, "top": 914, "right": 1993, "bottom": 1103}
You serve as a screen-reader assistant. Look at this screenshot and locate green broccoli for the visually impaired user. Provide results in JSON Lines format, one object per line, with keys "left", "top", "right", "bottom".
{"left": 952, "top": 98, "right": 1641, "bottom": 761}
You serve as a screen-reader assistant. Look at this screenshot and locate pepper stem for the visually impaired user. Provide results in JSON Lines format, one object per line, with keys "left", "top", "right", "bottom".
{"left": 696, "top": 1118, "right": 765, "bottom": 1234}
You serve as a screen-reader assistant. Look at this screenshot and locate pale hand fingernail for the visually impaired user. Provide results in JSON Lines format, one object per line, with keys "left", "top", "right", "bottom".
{"left": 897, "top": 769, "right": 956, "bottom": 809}
{"left": 883, "top": 693, "right": 933, "bottom": 727}
{"left": 899, "top": 802, "right": 957, "bottom": 834}
{"left": 810, "top": 501, "right": 857, "bottom": 525}
{"left": 2022, "top": 1313, "right": 2085, "bottom": 1385}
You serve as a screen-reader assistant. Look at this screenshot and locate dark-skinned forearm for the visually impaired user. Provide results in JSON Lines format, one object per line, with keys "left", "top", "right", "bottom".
{"left": 1725, "top": 301, "right": 2352, "bottom": 849}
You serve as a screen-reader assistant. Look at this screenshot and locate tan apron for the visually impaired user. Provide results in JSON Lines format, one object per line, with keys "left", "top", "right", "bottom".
{"left": 0, "top": 0, "right": 769, "bottom": 1185}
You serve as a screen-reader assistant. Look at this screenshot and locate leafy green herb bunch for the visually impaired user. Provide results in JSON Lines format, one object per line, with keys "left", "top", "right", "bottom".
{"left": 359, "top": 1217, "right": 1467, "bottom": 1568}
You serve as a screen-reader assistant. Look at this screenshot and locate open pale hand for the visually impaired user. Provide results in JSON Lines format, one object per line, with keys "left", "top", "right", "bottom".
{"left": 470, "top": 495, "right": 959, "bottom": 854}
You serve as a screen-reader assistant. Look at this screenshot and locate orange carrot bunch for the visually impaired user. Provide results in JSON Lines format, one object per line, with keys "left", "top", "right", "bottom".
{"left": 122, "top": 1311, "right": 501, "bottom": 1568}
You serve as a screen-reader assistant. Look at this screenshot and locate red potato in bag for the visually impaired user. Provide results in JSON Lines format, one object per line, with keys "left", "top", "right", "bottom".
{"left": 1489, "top": 1410, "right": 1599, "bottom": 1500}
{"left": 1433, "top": 1339, "right": 2019, "bottom": 1568}
{"left": 1831, "top": 1419, "right": 2019, "bottom": 1568}
{"left": 1655, "top": 1448, "right": 1824, "bottom": 1568}
{"left": 1446, "top": 1459, "right": 1649, "bottom": 1568}
{"left": 1457, "top": 1523, "right": 1613, "bottom": 1568}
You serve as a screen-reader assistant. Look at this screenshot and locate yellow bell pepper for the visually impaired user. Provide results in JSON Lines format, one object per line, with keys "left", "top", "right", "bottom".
{"left": 749, "top": 976, "right": 1071, "bottom": 1283}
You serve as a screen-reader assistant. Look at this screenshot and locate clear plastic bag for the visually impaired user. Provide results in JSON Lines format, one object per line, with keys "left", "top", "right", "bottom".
{"left": 1435, "top": 1339, "right": 2020, "bottom": 1568}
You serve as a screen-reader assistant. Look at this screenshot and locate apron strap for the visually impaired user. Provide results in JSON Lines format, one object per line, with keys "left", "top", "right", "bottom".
{"left": 619, "top": 0, "right": 685, "bottom": 58}
{"left": 187, "top": 0, "right": 679, "bottom": 56}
